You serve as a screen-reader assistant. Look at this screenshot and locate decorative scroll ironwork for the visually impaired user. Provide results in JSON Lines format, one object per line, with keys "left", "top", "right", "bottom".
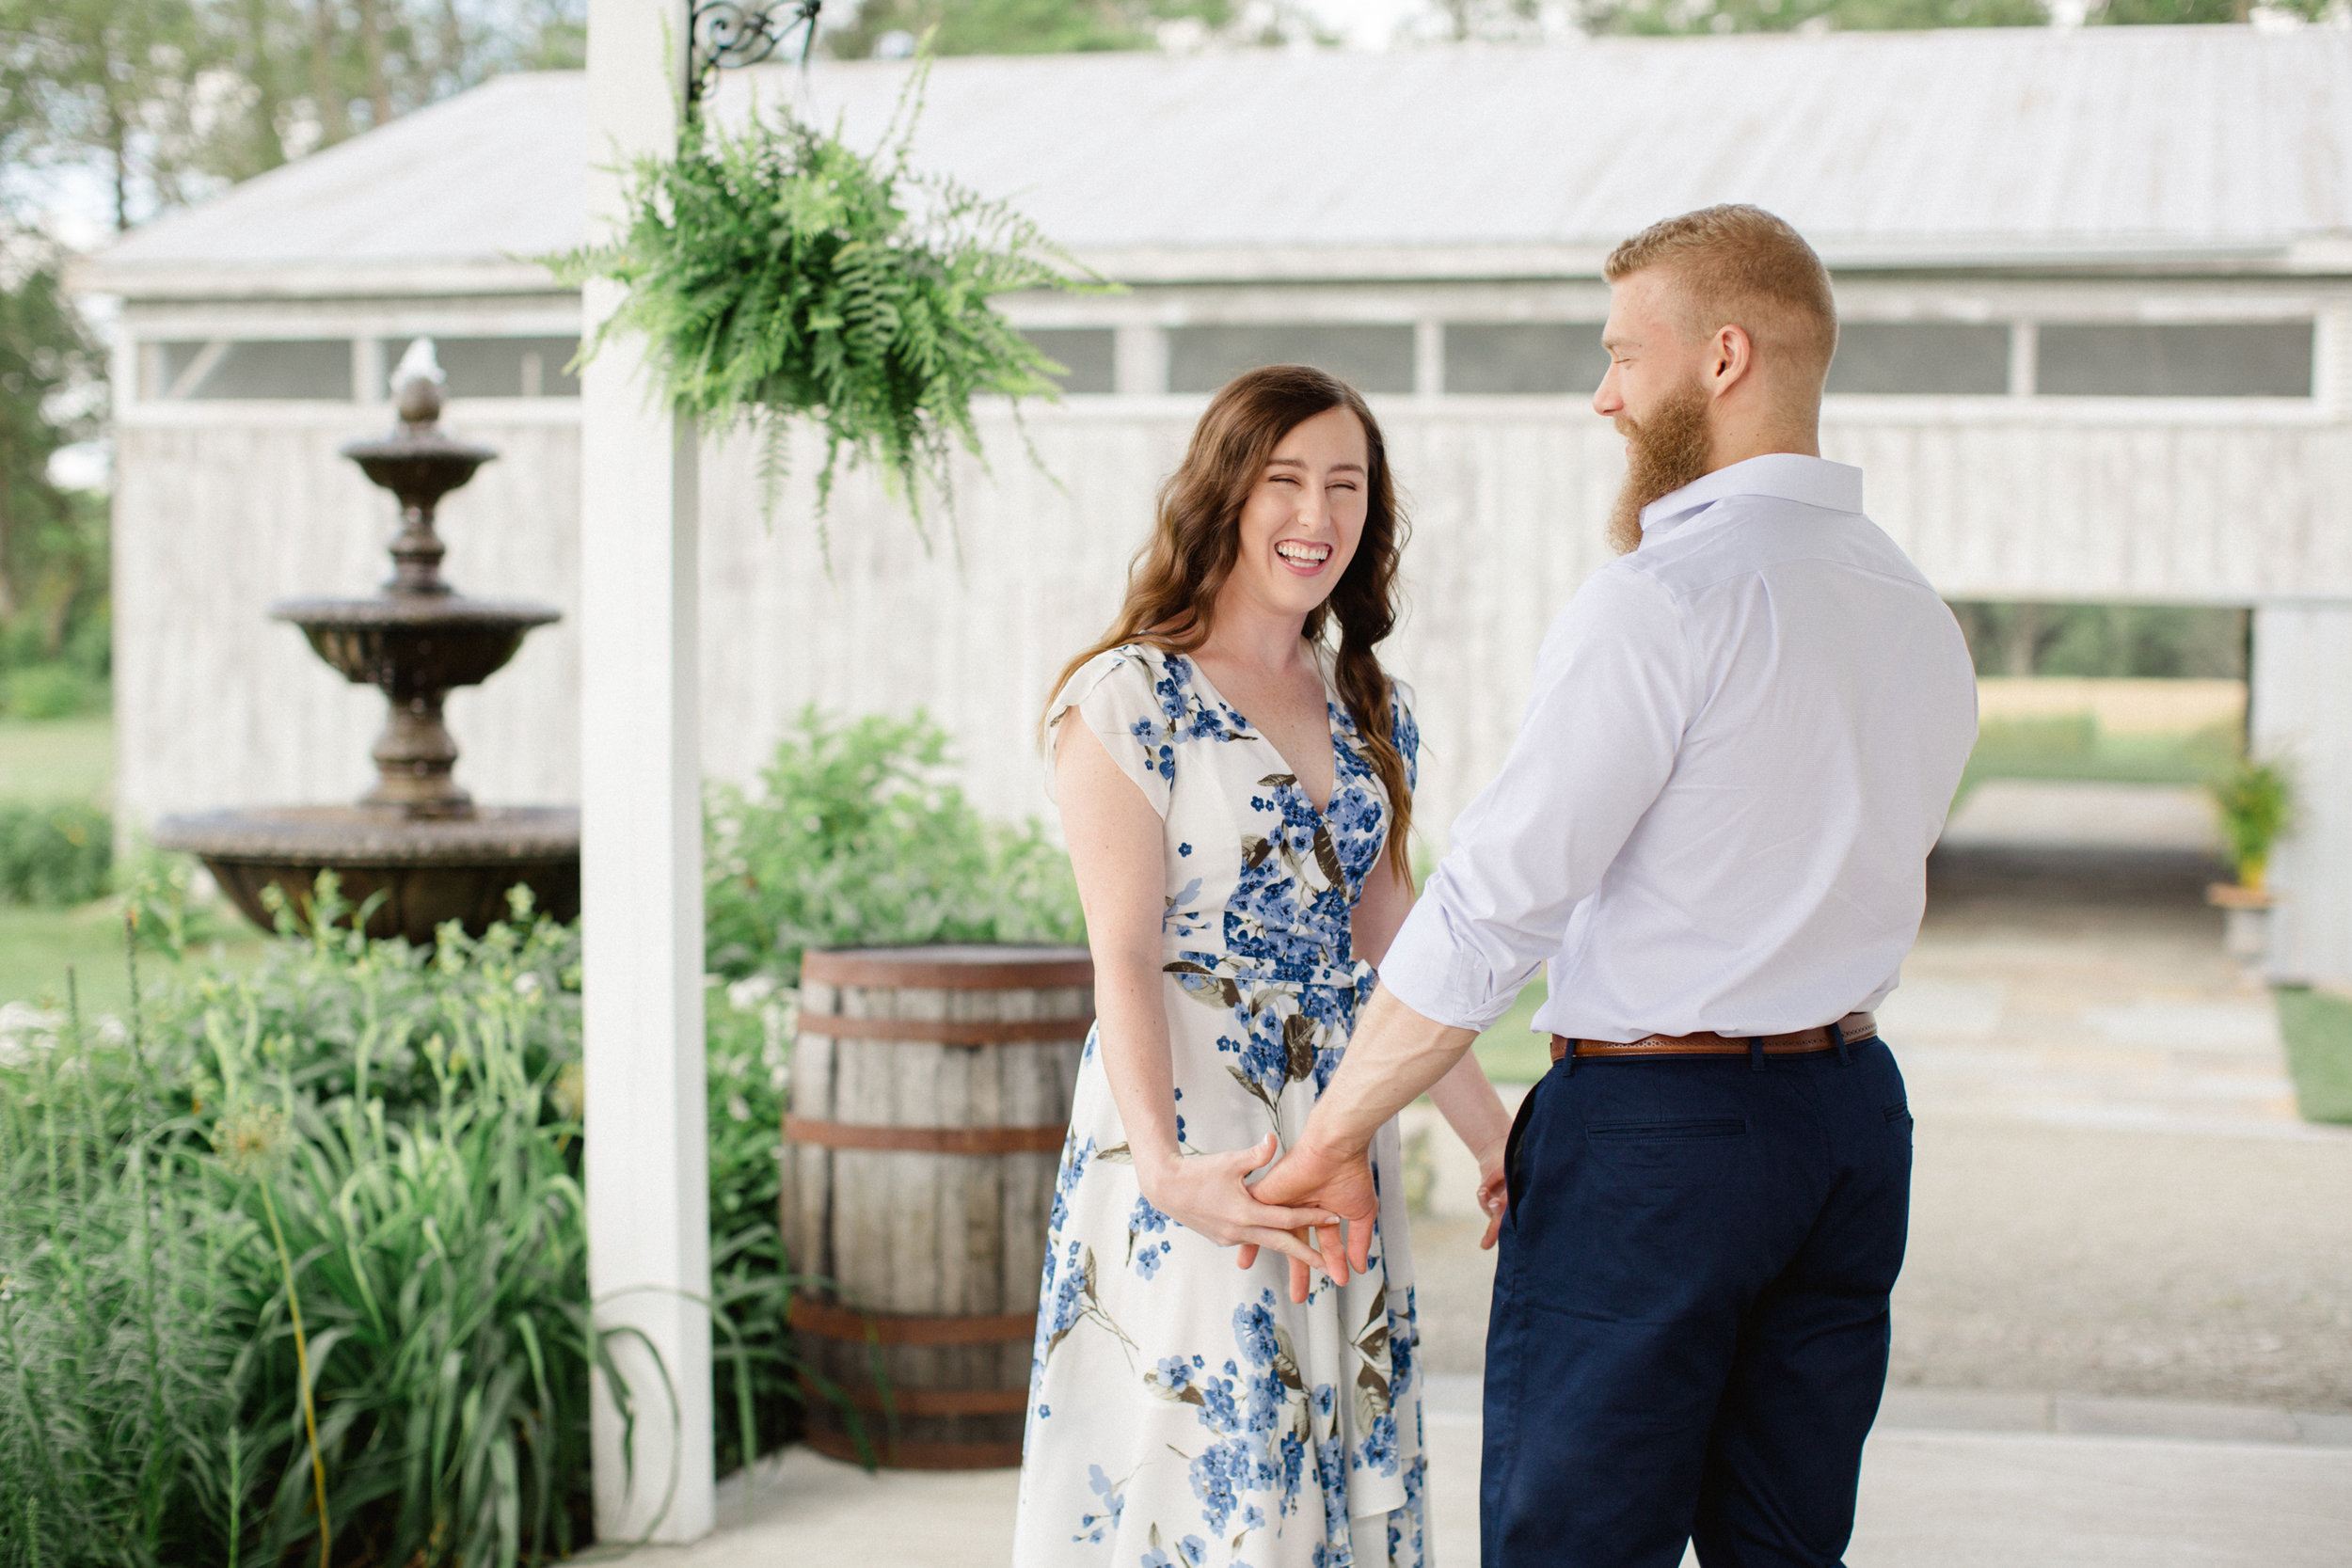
{"left": 687, "top": 0, "right": 824, "bottom": 106}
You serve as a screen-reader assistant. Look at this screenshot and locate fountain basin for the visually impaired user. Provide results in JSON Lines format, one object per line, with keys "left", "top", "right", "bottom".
{"left": 153, "top": 805, "right": 580, "bottom": 945}
{"left": 341, "top": 429, "right": 497, "bottom": 511}
{"left": 273, "top": 596, "right": 560, "bottom": 693}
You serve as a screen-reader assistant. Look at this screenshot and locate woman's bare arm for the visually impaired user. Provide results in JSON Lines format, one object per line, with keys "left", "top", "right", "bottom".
{"left": 1056, "top": 720, "right": 1336, "bottom": 1267}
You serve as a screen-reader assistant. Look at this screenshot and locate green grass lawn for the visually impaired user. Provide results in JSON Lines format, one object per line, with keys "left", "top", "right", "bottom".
{"left": 0, "top": 901, "right": 142, "bottom": 1015}
{"left": 1472, "top": 978, "right": 1555, "bottom": 1085}
{"left": 0, "top": 902, "right": 268, "bottom": 1016}
{"left": 1955, "top": 716, "right": 2234, "bottom": 805}
{"left": 2273, "top": 987, "right": 2352, "bottom": 1126}
{"left": 1, "top": 715, "right": 125, "bottom": 1008}
{"left": 0, "top": 713, "right": 114, "bottom": 801}
{"left": 0, "top": 712, "right": 237, "bottom": 1014}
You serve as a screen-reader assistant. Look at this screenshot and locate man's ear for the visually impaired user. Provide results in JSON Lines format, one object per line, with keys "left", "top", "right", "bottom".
{"left": 1706, "top": 324, "right": 1756, "bottom": 397}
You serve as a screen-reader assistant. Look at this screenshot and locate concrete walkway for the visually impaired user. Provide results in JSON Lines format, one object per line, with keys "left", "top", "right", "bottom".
{"left": 588, "top": 1378, "right": 2352, "bottom": 1567}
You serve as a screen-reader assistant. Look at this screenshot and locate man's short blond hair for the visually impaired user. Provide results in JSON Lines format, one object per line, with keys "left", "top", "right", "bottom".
{"left": 1605, "top": 205, "right": 1838, "bottom": 388}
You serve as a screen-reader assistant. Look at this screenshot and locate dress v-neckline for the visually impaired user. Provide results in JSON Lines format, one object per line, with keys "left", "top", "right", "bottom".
{"left": 1180, "top": 651, "right": 1344, "bottom": 817}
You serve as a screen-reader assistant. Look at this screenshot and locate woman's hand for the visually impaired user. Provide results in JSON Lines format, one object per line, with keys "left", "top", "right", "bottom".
{"left": 1476, "top": 1148, "right": 1507, "bottom": 1250}
{"left": 1140, "top": 1133, "right": 1340, "bottom": 1272}
{"left": 1241, "top": 1133, "right": 1383, "bottom": 1304}
{"left": 1431, "top": 1051, "right": 1514, "bottom": 1250}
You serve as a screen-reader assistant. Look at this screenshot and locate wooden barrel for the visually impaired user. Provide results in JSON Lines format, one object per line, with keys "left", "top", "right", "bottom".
{"left": 781, "top": 943, "right": 1092, "bottom": 1469}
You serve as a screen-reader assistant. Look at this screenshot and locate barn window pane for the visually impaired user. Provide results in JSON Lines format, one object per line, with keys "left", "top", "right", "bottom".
{"left": 155, "top": 339, "right": 353, "bottom": 401}
{"left": 1021, "top": 327, "right": 1116, "bottom": 394}
{"left": 1443, "top": 323, "right": 1608, "bottom": 395}
{"left": 1168, "top": 325, "right": 1415, "bottom": 395}
{"left": 2037, "top": 323, "right": 2313, "bottom": 398}
{"left": 389, "top": 337, "right": 581, "bottom": 398}
{"left": 1827, "top": 324, "right": 2010, "bottom": 395}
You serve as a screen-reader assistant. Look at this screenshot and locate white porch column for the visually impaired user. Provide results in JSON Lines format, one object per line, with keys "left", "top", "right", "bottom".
{"left": 581, "top": 0, "right": 714, "bottom": 1544}
{"left": 2249, "top": 600, "right": 2352, "bottom": 990}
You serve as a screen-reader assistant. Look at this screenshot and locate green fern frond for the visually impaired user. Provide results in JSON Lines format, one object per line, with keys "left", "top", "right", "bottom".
{"left": 541, "top": 55, "right": 1110, "bottom": 545}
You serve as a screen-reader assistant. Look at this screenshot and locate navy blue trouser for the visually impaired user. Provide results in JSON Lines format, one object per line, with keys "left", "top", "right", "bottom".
{"left": 1480, "top": 1035, "right": 1913, "bottom": 1568}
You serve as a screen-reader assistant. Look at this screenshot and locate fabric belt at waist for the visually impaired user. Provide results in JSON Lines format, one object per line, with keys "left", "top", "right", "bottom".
{"left": 1548, "top": 1011, "right": 1878, "bottom": 1065}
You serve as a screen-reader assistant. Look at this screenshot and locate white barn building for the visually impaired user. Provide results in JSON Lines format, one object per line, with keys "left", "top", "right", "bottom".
{"left": 78, "top": 26, "right": 2352, "bottom": 981}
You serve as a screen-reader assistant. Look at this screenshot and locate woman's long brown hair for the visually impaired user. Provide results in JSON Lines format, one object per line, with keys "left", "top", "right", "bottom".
{"left": 1044, "top": 364, "right": 1414, "bottom": 876}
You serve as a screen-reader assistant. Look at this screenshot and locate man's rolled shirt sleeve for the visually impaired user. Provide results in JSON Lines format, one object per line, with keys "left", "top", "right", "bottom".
{"left": 1376, "top": 568, "right": 1695, "bottom": 1032}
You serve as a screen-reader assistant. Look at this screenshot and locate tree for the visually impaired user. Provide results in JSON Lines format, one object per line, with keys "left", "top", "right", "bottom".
{"left": 0, "top": 0, "right": 215, "bottom": 230}
{"left": 0, "top": 0, "right": 589, "bottom": 221}
{"left": 0, "top": 245, "right": 105, "bottom": 661}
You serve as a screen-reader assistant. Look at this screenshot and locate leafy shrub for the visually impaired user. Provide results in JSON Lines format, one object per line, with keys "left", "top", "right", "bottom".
{"left": 0, "top": 800, "right": 110, "bottom": 905}
{"left": 0, "top": 900, "right": 612, "bottom": 1567}
{"left": 1, "top": 662, "right": 95, "bottom": 719}
{"left": 705, "top": 707, "right": 1083, "bottom": 984}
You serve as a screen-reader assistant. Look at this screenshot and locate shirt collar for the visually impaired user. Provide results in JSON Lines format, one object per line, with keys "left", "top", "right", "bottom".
{"left": 1639, "top": 453, "right": 1864, "bottom": 539}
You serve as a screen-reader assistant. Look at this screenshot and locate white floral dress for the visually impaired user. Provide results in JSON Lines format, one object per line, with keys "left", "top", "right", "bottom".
{"left": 1015, "top": 643, "right": 1426, "bottom": 1568}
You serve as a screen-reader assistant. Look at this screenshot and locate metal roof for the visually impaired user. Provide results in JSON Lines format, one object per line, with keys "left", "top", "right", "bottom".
{"left": 79, "top": 25, "right": 2352, "bottom": 299}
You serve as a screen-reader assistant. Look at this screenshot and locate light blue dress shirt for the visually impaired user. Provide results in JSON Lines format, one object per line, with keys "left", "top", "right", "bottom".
{"left": 1378, "top": 453, "right": 1979, "bottom": 1043}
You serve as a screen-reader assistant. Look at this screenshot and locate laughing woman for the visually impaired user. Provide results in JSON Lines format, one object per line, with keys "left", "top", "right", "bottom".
{"left": 1015, "top": 366, "right": 1513, "bottom": 1568}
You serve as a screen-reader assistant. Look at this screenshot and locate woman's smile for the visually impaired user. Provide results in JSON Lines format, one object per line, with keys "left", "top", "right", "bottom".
{"left": 1275, "top": 538, "right": 1334, "bottom": 575}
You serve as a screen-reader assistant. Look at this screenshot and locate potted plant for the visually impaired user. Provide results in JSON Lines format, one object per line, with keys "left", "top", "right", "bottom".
{"left": 2206, "top": 753, "right": 2294, "bottom": 968}
{"left": 547, "top": 57, "right": 1098, "bottom": 546}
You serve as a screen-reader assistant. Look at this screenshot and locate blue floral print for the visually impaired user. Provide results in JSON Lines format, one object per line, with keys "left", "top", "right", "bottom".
{"left": 1019, "top": 645, "right": 1427, "bottom": 1568}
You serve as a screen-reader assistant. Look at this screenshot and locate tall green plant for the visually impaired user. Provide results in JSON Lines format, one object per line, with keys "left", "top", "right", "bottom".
{"left": 546, "top": 59, "right": 1094, "bottom": 537}
{"left": 201, "top": 962, "right": 610, "bottom": 1567}
{"left": 0, "top": 966, "right": 249, "bottom": 1568}
{"left": 2209, "top": 754, "right": 2294, "bottom": 892}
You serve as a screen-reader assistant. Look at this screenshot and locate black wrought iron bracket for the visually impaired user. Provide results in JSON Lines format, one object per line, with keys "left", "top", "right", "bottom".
{"left": 687, "top": 0, "right": 824, "bottom": 108}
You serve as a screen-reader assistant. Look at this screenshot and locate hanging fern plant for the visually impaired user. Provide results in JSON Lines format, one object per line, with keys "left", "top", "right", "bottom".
{"left": 548, "top": 61, "right": 1096, "bottom": 538}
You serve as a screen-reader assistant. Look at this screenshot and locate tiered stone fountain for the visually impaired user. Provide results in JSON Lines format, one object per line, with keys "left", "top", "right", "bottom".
{"left": 156, "top": 342, "right": 580, "bottom": 943}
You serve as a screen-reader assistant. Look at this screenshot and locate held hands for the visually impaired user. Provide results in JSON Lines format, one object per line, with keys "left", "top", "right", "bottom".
{"left": 1139, "top": 1133, "right": 1341, "bottom": 1275}
{"left": 1234, "top": 1139, "right": 1507, "bottom": 1304}
{"left": 1239, "top": 1137, "right": 1382, "bottom": 1304}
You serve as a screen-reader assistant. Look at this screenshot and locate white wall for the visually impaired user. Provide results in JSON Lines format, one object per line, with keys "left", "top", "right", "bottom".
{"left": 114, "top": 397, "right": 1630, "bottom": 851}
{"left": 2250, "top": 603, "right": 2352, "bottom": 990}
{"left": 117, "top": 398, "right": 2352, "bottom": 865}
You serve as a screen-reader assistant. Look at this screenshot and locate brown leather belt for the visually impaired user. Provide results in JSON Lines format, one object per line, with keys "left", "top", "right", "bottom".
{"left": 1549, "top": 1011, "right": 1877, "bottom": 1065}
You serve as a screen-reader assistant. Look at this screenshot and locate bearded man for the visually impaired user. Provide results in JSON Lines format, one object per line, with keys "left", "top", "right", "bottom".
{"left": 1251, "top": 206, "right": 1979, "bottom": 1565}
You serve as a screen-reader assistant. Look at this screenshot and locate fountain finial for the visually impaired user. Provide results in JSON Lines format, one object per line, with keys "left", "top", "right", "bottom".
{"left": 391, "top": 338, "right": 447, "bottom": 427}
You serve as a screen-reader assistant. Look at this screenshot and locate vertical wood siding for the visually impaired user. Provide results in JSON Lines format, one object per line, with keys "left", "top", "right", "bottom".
{"left": 117, "top": 403, "right": 2352, "bottom": 875}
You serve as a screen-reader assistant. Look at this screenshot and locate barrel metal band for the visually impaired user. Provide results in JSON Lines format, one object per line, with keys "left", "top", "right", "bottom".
{"left": 803, "top": 950, "right": 1094, "bottom": 990}
{"left": 823, "top": 1384, "right": 1030, "bottom": 1417}
{"left": 789, "top": 1294, "right": 1039, "bottom": 1346}
{"left": 799, "top": 1013, "right": 1091, "bottom": 1045}
{"left": 784, "top": 1116, "right": 1066, "bottom": 1154}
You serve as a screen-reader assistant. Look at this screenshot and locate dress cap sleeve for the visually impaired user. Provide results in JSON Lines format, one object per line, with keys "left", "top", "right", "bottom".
{"left": 1045, "top": 645, "right": 1173, "bottom": 817}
